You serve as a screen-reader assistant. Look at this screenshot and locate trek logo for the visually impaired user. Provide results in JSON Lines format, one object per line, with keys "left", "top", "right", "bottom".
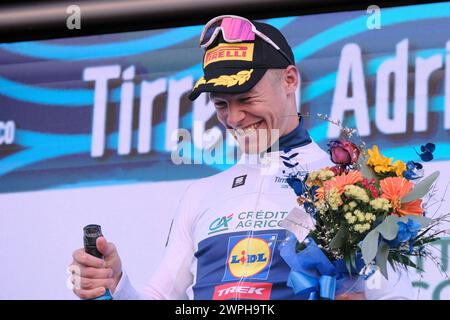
{"left": 208, "top": 214, "right": 233, "bottom": 235}
{"left": 204, "top": 43, "right": 254, "bottom": 67}
{"left": 232, "top": 175, "right": 247, "bottom": 188}
{"left": 223, "top": 234, "right": 277, "bottom": 281}
{"left": 213, "top": 282, "right": 272, "bottom": 300}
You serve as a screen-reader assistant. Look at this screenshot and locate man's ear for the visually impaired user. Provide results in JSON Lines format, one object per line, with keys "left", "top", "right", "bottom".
{"left": 283, "top": 65, "right": 299, "bottom": 96}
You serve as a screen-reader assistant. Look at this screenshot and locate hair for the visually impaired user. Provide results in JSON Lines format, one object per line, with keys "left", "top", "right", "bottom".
{"left": 266, "top": 69, "right": 284, "bottom": 86}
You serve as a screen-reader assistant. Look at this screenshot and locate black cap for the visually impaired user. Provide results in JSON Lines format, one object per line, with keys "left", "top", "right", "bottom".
{"left": 188, "top": 19, "right": 295, "bottom": 101}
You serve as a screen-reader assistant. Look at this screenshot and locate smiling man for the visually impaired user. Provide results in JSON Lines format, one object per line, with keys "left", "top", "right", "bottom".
{"left": 70, "top": 15, "right": 414, "bottom": 300}
{"left": 189, "top": 16, "right": 301, "bottom": 156}
{"left": 208, "top": 67, "right": 298, "bottom": 156}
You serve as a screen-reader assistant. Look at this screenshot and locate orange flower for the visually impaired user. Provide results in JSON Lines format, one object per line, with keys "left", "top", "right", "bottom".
{"left": 380, "top": 177, "right": 423, "bottom": 216}
{"left": 316, "top": 187, "right": 326, "bottom": 201}
{"left": 328, "top": 170, "right": 363, "bottom": 194}
{"left": 316, "top": 170, "right": 363, "bottom": 200}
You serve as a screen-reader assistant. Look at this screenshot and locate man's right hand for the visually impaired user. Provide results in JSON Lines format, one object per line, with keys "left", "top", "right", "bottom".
{"left": 69, "top": 236, "right": 122, "bottom": 299}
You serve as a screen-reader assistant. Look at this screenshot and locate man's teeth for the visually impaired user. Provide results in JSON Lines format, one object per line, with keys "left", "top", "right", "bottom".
{"left": 235, "top": 122, "right": 261, "bottom": 137}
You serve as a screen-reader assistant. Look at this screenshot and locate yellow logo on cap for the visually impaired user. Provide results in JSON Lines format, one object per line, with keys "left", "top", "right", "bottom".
{"left": 228, "top": 237, "right": 270, "bottom": 278}
{"left": 204, "top": 43, "right": 254, "bottom": 67}
{"left": 193, "top": 69, "right": 253, "bottom": 90}
{"left": 193, "top": 77, "right": 206, "bottom": 89}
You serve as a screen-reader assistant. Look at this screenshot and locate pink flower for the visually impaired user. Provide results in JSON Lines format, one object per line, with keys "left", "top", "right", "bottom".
{"left": 329, "top": 165, "right": 345, "bottom": 175}
{"left": 361, "top": 178, "right": 379, "bottom": 198}
{"left": 328, "top": 140, "right": 360, "bottom": 166}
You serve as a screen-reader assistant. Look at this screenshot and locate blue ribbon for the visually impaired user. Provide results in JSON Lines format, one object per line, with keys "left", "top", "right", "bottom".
{"left": 287, "top": 271, "right": 336, "bottom": 300}
{"left": 280, "top": 234, "right": 364, "bottom": 300}
{"left": 387, "top": 218, "right": 421, "bottom": 252}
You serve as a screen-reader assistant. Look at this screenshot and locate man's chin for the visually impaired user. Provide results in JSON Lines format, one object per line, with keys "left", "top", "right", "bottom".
{"left": 232, "top": 128, "right": 280, "bottom": 155}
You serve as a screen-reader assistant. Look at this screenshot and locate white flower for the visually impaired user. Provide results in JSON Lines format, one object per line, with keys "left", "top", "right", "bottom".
{"left": 353, "top": 223, "right": 371, "bottom": 234}
{"left": 365, "top": 212, "right": 376, "bottom": 222}
{"left": 345, "top": 212, "right": 357, "bottom": 224}
{"left": 370, "top": 198, "right": 392, "bottom": 211}
{"left": 355, "top": 210, "right": 366, "bottom": 222}
{"left": 344, "top": 185, "right": 370, "bottom": 203}
{"left": 326, "top": 187, "right": 341, "bottom": 211}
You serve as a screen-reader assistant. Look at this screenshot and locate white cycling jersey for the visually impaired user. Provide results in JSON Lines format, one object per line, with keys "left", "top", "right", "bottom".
{"left": 113, "top": 124, "right": 414, "bottom": 300}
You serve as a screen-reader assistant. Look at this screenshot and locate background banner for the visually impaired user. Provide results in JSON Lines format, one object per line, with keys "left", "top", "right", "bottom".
{"left": 0, "top": 2, "right": 449, "bottom": 299}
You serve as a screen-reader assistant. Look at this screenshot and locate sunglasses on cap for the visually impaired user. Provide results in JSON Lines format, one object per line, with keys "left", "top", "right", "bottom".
{"left": 199, "top": 15, "right": 294, "bottom": 65}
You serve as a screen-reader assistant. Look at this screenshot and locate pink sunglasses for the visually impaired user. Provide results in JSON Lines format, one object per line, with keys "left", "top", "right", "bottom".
{"left": 199, "top": 15, "right": 294, "bottom": 65}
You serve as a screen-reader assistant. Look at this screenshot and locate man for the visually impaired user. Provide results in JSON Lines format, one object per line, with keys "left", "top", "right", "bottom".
{"left": 70, "top": 15, "right": 413, "bottom": 300}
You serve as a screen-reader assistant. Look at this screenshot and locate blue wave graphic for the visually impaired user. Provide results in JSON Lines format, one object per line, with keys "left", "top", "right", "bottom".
{"left": 292, "top": 2, "right": 450, "bottom": 62}
{"left": 0, "top": 76, "right": 93, "bottom": 106}
{"left": 0, "top": 18, "right": 295, "bottom": 106}
{"left": 0, "top": 17, "right": 296, "bottom": 61}
{"left": 309, "top": 94, "right": 446, "bottom": 141}
{"left": 3, "top": 91, "right": 447, "bottom": 179}
{"left": 0, "top": 43, "right": 443, "bottom": 135}
{"left": 303, "top": 47, "right": 447, "bottom": 103}
{"left": 0, "top": 26, "right": 203, "bottom": 60}
{"left": 0, "top": 112, "right": 218, "bottom": 177}
{"left": 1, "top": 8, "right": 449, "bottom": 190}
{"left": 0, "top": 17, "right": 298, "bottom": 182}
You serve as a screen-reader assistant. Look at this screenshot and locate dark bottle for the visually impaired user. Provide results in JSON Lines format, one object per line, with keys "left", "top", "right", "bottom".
{"left": 83, "top": 224, "right": 113, "bottom": 300}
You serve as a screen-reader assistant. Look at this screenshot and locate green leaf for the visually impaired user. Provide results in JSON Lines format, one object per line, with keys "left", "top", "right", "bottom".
{"left": 329, "top": 226, "right": 348, "bottom": 249}
{"left": 350, "top": 251, "right": 357, "bottom": 270}
{"left": 357, "top": 154, "right": 378, "bottom": 182}
{"left": 376, "top": 215, "right": 400, "bottom": 240}
{"left": 344, "top": 255, "right": 352, "bottom": 276}
{"left": 401, "top": 171, "right": 440, "bottom": 203}
{"left": 390, "top": 252, "right": 419, "bottom": 270}
{"left": 414, "top": 237, "right": 440, "bottom": 246}
{"left": 361, "top": 229, "right": 380, "bottom": 265}
{"left": 388, "top": 256, "right": 397, "bottom": 273}
{"left": 375, "top": 242, "right": 390, "bottom": 279}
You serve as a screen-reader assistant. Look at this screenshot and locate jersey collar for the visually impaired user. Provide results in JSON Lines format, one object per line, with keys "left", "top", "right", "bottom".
{"left": 238, "top": 115, "right": 313, "bottom": 167}
{"left": 268, "top": 114, "right": 312, "bottom": 153}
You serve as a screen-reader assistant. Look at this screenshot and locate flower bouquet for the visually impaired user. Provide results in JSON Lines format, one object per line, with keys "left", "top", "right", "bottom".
{"left": 279, "top": 118, "right": 448, "bottom": 300}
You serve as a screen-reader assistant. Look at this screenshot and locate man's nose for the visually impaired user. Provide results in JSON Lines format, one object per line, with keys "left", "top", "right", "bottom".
{"left": 226, "top": 104, "right": 245, "bottom": 128}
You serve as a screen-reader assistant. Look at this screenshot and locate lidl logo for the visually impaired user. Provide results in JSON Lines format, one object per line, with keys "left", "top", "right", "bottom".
{"left": 208, "top": 214, "right": 233, "bottom": 235}
{"left": 222, "top": 233, "right": 277, "bottom": 281}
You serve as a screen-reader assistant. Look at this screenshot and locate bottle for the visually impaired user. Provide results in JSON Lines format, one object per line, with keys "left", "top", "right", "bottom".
{"left": 83, "top": 224, "right": 113, "bottom": 300}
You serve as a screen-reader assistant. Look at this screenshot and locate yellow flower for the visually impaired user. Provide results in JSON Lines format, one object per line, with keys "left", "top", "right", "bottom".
{"left": 318, "top": 169, "right": 335, "bottom": 181}
{"left": 392, "top": 160, "right": 407, "bottom": 177}
{"left": 307, "top": 169, "right": 335, "bottom": 187}
{"left": 367, "top": 145, "right": 393, "bottom": 173}
{"left": 367, "top": 146, "right": 407, "bottom": 177}
{"left": 315, "top": 200, "right": 328, "bottom": 214}
{"left": 325, "top": 187, "right": 342, "bottom": 211}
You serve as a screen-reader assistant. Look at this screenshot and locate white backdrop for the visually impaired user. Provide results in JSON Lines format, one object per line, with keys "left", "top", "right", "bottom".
{"left": 0, "top": 180, "right": 190, "bottom": 299}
